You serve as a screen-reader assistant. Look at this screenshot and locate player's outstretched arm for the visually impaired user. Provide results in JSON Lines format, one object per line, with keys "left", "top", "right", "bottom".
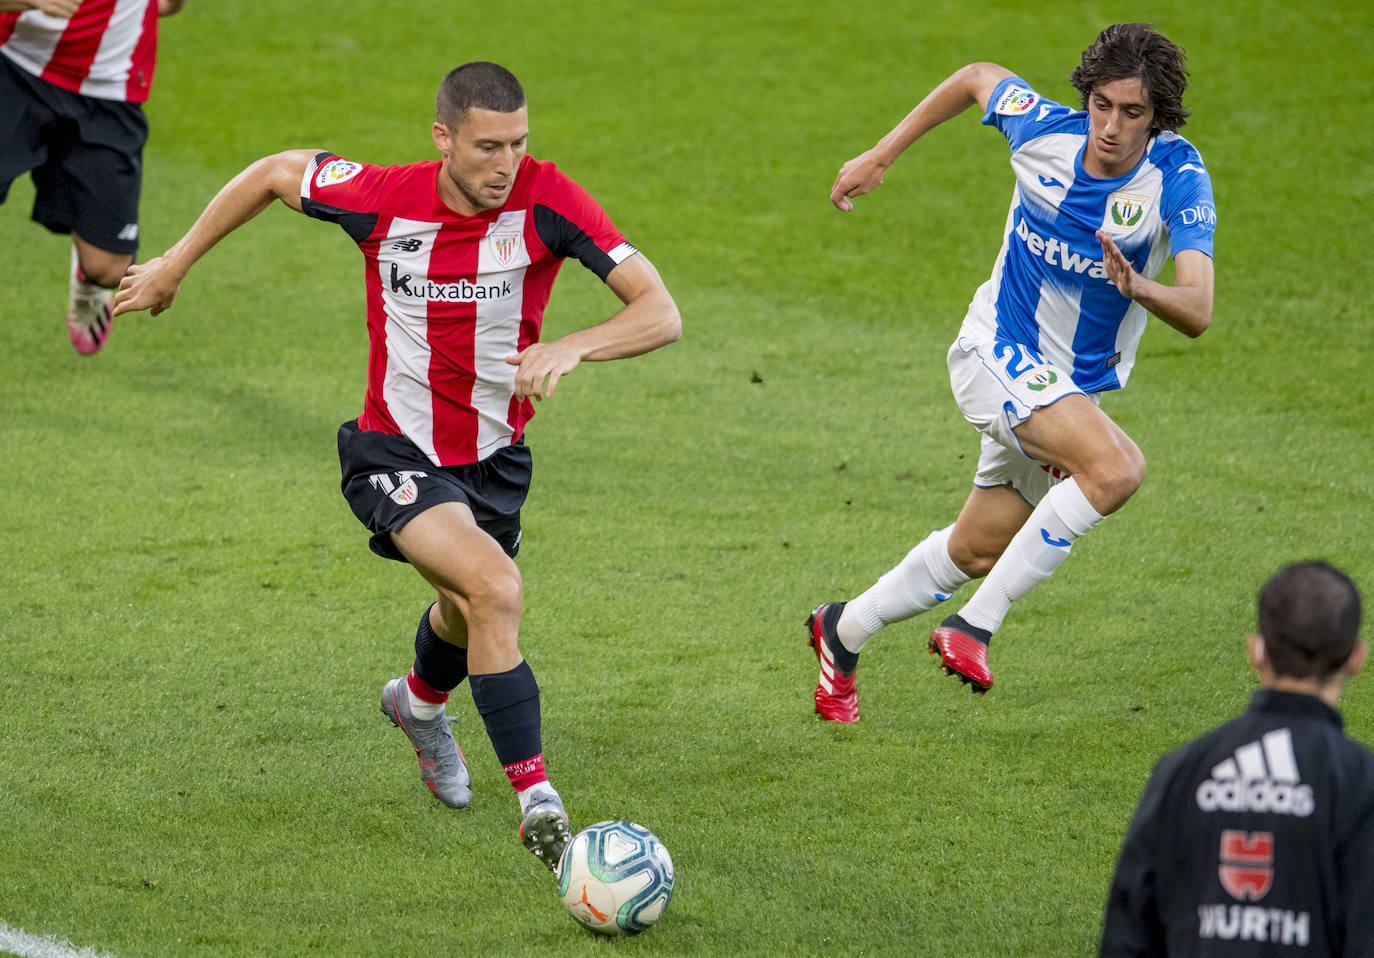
{"left": 0, "top": 1, "right": 81, "bottom": 14}
{"left": 504, "top": 253, "right": 681, "bottom": 401}
{"left": 1096, "top": 232, "right": 1213, "bottom": 338}
{"left": 830, "top": 61, "right": 1013, "bottom": 211}
{"left": 113, "top": 150, "right": 315, "bottom": 318}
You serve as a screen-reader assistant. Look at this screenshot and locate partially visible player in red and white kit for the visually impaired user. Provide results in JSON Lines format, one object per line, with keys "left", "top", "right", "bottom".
{"left": 0, "top": 0, "right": 185, "bottom": 354}
{"left": 113, "top": 62, "right": 681, "bottom": 875}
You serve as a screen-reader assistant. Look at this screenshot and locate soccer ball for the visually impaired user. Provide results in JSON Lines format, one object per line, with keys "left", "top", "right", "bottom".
{"left": 555, "top": 820, "right": 674, "bottom": 935}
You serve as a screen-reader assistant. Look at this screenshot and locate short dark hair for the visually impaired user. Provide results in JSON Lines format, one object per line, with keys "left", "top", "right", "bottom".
{"left": 1069, "top": 23, "right": 1190, "bottom": 133}
{"left": 1258, "top": 561, "right": 1363, "bottom": 680}
{"left": 436, "top": 61, "right": 526, "bottom": 130}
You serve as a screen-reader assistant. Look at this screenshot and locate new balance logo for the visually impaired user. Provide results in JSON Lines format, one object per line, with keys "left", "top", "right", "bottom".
{"left": 1196, "top": 728, "right": 1314, "bottom": 817}
{"left": 391, "top": 239, "right": 423, "bottom": 252}
{"left": 117, "top": 223, "right": 138, "bottom": 241}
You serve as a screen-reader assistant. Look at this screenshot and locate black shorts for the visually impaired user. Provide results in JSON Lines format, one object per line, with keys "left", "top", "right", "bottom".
{"left": 337, "top": 419, "right": 532, "bottom": 562}
{"left": 0, "top": 53, "right": 147, "bottom": 255}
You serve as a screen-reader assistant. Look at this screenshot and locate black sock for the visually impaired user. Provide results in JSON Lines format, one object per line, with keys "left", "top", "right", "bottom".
{"left": 469, "top": 660, "right": 542, "bottom": 768}
{"left": 412, "top": 604, "right": 469, "bottom": 693}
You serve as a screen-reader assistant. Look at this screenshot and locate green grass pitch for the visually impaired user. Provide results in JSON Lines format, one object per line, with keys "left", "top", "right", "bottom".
{"left": 1, "top": 1, "right": 1371, "bottom": 955}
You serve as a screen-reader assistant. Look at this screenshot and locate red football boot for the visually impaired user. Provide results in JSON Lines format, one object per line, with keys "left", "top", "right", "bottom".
{"left": 807, "top": 602, "right": 859, "bottom": 723}
{"left": 928, "top": 616, "right": 994, "bottom": 694}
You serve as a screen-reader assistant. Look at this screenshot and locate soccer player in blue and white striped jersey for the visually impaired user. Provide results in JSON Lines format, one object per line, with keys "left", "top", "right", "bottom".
{"left": 807, "top": 24, "right": 1216, "bottom": 714}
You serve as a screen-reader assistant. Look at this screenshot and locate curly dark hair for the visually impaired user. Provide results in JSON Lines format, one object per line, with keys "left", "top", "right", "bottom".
{"left": 436, "top": 61, "right": 526, "bottom": 130}
{"left": 1069, "top": 23, "right": 1190, "bottom": 132}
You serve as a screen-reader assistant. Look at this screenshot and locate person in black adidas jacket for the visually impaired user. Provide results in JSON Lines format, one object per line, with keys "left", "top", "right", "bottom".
{"left": 1100, "top": 560, "right": 1372, "bottom": 956}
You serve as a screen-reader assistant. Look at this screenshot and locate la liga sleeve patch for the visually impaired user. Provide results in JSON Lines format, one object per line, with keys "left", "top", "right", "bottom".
{"left": 315, "top": 158, "right": 363, "bottom": 190}
{"left": 994, "top": 84, "right": 1039, "bottom": 116}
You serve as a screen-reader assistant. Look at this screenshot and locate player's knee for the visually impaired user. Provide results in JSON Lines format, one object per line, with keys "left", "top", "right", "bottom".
{"left": 1084, "top": 443, "right": 1146, "bottom": 514}
{"left": 947, "top": 539, "right": 999, "bottom": 579}
{"left": 79, "top": 257, "right": 133, "bottom": 288}
{"left": 468, "top": 561, "right": 524, "bottom": 622}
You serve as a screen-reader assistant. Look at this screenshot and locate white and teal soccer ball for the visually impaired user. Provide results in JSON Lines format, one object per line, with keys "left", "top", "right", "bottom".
{"left": 555, "top": 820, "right": 675, "bottom": 935}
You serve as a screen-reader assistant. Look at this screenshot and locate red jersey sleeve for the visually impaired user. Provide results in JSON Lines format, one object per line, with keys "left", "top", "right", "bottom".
{"left": 299, "top": 153, "right": 391, "bottom": 243}
{"left": 528, "top": 163, "right": 638, "bottom": 281}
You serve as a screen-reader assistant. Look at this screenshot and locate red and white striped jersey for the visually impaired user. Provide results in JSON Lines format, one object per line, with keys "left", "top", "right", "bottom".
{"left": 0, "top": 0, "right": 161, "bottom": 102}
{"left": 300, "top": 152, "right": 639, "bottom": 467}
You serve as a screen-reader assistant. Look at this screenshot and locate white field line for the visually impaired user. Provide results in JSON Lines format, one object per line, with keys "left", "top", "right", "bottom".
{"left": 0, "top": 922, "right": 121, "bottom": 958}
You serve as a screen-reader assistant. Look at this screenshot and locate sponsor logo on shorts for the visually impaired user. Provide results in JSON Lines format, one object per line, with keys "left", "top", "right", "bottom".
{"left": 117, "top": 223, "right": 138, "bottom": 241}
{"left": 390, "top": 477, "right": 419, "bottom": 505}
{"left": 995, "top": 85, "right": 1038, "bottom": 116}
{"left": 1021, "top": 368, "right": 1059, "bottom": 392}
{"left": 368, "top": 470, "right": 428, "bottom": 505}
{"left": 316, "top": 158, "right": 362, "bottom": 189}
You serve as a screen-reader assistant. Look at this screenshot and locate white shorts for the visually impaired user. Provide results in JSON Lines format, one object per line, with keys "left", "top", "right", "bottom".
{"left": 947, "top": 331, "right": 1097, "bottom": 506}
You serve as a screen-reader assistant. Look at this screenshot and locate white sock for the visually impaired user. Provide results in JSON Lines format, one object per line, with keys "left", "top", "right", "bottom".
{"left": 406, "top": 685, "right": 445, "bottom": 721}
{"left": 836, "top": 526, "right": 971, "bottom": 654}
{"left": 958, "top": 477, "right": 1104, "bottom": 635}
{"left": 518, "top": 782, "right": 560, "bottom": 816}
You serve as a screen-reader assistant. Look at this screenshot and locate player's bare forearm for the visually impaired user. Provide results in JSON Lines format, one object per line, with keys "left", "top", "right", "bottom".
{"left": 1129, "top": 276, "right": 1211, "bottom": 338}
{"left": 161, "top": 151, "right": 311, "bottom": 274}
{"left": 578, "top": 253, "right": 681, "bottom": 361}
{"left": 504, "top": 254, "right": 680, "bottom": 400}
{"left": 1097, "top": 233, "right": 1212, "bottom": 338}
{"left": 831, "top": 62, "right": 1013, "bottom": 211}
{"left": 114, "top": 151, "right": 314, "bottom": 317}
{"left": 0, "top": 0, "right": 80, "bottom": 14}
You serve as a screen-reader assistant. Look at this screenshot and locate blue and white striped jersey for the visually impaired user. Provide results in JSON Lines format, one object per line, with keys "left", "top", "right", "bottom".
{"left": 963, "top": 76, "right": 1217, "bottom": 393}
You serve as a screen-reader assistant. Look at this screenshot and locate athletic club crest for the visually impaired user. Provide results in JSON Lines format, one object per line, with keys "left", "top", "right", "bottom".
{"left": 389, "top": 477, "right": 419, "bottom": 506}
{"left": 488, "top": 228, "right": 523, "bottom": 269}
{"left": 1108, "top": 191, "right": 1149, "bottom": 230}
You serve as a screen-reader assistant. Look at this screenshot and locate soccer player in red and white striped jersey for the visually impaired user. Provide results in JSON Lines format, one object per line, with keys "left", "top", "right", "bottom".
{"left": 113, "top": 62, "right": 681, "bottom": 873}
{"left": 0, "top": 0, "right": 185, "bottom": 354}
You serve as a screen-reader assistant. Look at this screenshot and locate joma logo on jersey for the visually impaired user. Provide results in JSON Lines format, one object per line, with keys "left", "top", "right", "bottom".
{"left": 388, "top": 264, "right": 513, "bottom": 301}
{"left": 1014, "top": 217, "right": 1108, "bottom": 279}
